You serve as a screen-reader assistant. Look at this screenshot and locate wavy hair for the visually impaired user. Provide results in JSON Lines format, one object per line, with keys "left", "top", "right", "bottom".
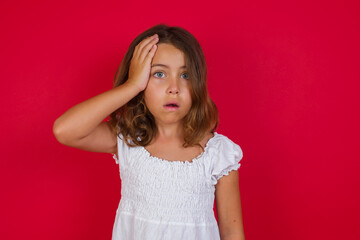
{"left": 108, "top": 24, "right": 218, "bottom": 148}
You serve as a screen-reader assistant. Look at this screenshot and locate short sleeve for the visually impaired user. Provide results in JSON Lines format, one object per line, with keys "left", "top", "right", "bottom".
{"left": 112, "top": 134, "right": 129, "bottom": 167}
{"left": 211, "top": 136, "right": 243, "bottom": 184}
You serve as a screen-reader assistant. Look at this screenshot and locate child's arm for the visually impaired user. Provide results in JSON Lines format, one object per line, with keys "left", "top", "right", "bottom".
{"left": 53, "top": 82, "right": 139, "bottom": 154}
{"left": 215, "top": 170, "right": 245, "bottom": 240}
{"left": 53, "top": 34, "right": 159, "bottom": 154}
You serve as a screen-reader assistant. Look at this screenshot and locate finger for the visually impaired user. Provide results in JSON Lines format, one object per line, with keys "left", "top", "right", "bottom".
{"left": 135, "top": 34, "right": 158, "bottom": 58}
{"left": 139, "top": 37, "right": 159, "bottom": 62}
{"left": 145, "top": 44, "right": 157, "bottom": 63}
{"left": 133, "top": 36, "right": 152, "bottom": 57}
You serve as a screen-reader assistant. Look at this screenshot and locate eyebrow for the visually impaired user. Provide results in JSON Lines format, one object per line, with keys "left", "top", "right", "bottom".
{"left": 151, "top": 64, "right": 187, "bottom": 69}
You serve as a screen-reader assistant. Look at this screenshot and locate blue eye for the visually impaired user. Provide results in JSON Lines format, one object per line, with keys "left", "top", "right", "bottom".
{"left": 153, "top": 71, "right": 189, "bottom": 79}
{"left": 182, "top": 73, "right": 189, "bottom": 79}
{"left": 154, "top": 72, "right": 165, "bottom": 78}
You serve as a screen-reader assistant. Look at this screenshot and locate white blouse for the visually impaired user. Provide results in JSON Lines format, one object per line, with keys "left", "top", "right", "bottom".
{"left": 111, "top": 132, "right": 243, "bottom": 240}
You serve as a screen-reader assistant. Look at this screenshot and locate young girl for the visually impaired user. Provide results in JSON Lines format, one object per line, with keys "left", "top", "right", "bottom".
{"left": 53, "top": 24, "right": 245, "bottom": 240}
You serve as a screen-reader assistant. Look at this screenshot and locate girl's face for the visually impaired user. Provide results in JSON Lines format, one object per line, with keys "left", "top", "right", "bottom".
{"left": 144, "top": 43, "right": 192, "bottom": 126}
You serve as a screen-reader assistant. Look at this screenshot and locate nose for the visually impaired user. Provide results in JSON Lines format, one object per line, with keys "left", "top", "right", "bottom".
{"left": 167, "top": 77, "right": 180, "bottom": 95}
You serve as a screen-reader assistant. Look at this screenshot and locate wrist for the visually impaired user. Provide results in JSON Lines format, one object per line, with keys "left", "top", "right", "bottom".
{"left": 124, "top": 79, "right": 145, "bottom": 93}
{"left": 122, "top": 80, "right": 143, "bottom": 94}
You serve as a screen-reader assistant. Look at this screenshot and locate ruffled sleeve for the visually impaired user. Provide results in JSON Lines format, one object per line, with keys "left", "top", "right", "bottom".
{"left": 112, "top": 134, "right": 129, "bottom": 167}
{"left": 211, "top": 135, "right": 243, "bottom": 185}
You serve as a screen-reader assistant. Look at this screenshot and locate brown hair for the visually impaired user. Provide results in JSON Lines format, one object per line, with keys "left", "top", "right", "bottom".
{"left": 108, "top": 24, "right": 218, "bottom": 148}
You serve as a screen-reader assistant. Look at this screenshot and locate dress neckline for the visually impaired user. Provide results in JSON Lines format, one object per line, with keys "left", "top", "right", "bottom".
{"left": 139, "top": 132, "right": 219, "bottom": 165}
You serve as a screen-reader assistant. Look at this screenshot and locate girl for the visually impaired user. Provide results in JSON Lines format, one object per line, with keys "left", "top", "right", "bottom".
{"left": 53, "top": 24, "right": 245, "bottom": 240}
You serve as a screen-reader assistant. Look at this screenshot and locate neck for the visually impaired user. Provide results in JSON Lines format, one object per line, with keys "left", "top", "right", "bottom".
{"left": 154, "top": 121, "right": 184, "bottom": 143}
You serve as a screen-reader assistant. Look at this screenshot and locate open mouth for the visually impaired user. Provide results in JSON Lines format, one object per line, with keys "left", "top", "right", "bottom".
{"left": 165, "top": 103, "right": 179, "bottom": 107}
{"left": 164, "top": 102, "right": 180, "bottom": 111}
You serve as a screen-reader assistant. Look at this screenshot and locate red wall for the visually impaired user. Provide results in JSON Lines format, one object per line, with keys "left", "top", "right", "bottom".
{"left": 1, "top": 0, "right": 359, "bottom": 239}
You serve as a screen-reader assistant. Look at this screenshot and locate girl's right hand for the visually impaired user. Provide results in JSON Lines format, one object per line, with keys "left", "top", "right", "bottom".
{"left": 127, "top": 34, "right": 159, "bottom": 92}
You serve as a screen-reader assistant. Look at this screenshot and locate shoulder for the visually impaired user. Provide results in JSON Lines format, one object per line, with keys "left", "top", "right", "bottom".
{"left": 211, "top": 132, "right": 242, "bottom": 150}
{"left": 113, "top": 132, "right": 143, "bottom": 165}
{"left": 200, "top": 131, "right": 215, "bottom": 148}
{"left": 218, "top": 134, "right": 239, "bottom": 146}
{"left": 208, "top": 132, "right": 243, "bottom": 185}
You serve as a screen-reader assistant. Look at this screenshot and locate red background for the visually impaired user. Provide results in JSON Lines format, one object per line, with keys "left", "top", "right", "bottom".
{"left": 1, "top": 0, "right": 359, "bottom": 239}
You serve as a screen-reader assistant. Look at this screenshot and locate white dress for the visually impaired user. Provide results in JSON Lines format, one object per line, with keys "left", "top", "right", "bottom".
{"left": 111, "top": 132, "right": 243, "bottom": 240}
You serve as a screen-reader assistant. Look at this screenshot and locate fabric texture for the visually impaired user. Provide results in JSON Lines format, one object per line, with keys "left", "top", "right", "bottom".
{"left": 111, "top": 132, "right": 243, "bottom": 240}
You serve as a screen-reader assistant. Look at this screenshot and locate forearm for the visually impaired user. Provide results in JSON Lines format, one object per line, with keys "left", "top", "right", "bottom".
{"left": 53, "top": 82, "right": 139, "bottom": 141}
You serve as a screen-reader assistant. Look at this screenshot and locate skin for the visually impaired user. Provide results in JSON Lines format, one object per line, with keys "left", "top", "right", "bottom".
{"left": 142, "top": 43, "right": 203, "bottom": 161}
{"left": 216, "top": 170, "right": 246, "bottom": 240}
{"left": 53, "top": 34, "right": 245, "bottom": 239}
{"left": 145, "top": 43, "right": 192, "bottom": 130}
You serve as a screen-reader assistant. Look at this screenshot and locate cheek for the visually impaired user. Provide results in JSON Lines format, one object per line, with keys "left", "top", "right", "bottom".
{"left": 184, "top": 86, "right": 192, "bottom": 103}
{"left": 144, "top": 86, "right": 159, "bottom": 109}
{"left": 183, "top": 82, "right": 192, "bottom": 97}
{"left": 144, "top": 93, "right": 153, "bottom": 108}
